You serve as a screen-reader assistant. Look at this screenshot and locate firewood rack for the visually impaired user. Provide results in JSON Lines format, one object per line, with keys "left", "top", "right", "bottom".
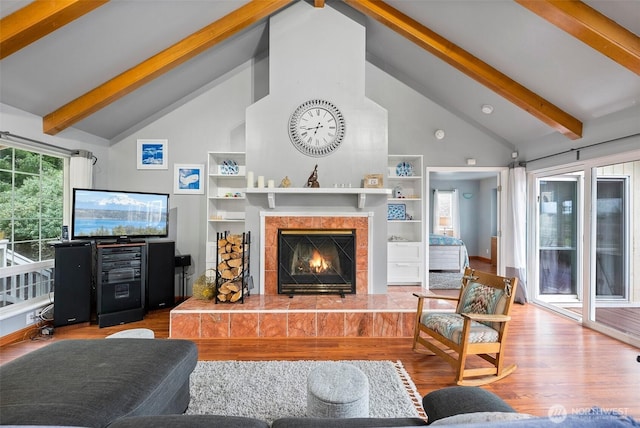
{"left": 214, "top": 231, "right": 251, "bottom": 304}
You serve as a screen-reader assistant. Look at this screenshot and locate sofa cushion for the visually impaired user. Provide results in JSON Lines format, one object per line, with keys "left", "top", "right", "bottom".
{"left": 421, "top": 386, "right": 515, "bottom": 424}
{"left": 107, "top": 415, "right": 269, "bottom": 428}
{"left": 0, "top": 339, "right": 198, "bottom": 428}
{"left": 424, "top": 413, "right": 640, "bottom": 427}
{"left": 430, "top": 411, "right": 534, "bottom": 425}
{"left": 271, "top": 417, "right": 428, "bottom": 427}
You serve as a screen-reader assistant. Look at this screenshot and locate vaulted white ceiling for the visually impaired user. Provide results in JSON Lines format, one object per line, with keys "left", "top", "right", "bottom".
{"left": 1, "top": 0, "right": 639, "bottom": 161}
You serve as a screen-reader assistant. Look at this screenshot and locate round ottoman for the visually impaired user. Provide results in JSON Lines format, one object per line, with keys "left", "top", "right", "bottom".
{"left": 307, "top": 362, "right": 369, "bottom": 418}
{"left": 105, "top": 328, "right": 155, "bottom": 339}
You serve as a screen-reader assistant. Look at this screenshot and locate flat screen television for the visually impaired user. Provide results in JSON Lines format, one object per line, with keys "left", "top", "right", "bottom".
{"left": 72, "top": 188, "right": 169, "bottom": 241}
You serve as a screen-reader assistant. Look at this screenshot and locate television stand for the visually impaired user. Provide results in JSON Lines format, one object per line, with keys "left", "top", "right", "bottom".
{"left": 115, "top": 237, "right": 146, "bottom": 244}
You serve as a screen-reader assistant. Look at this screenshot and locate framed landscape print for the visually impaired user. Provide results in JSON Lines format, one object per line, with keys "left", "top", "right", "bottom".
{"left": 174, "top": 164, "right": 204, "bottom": 194}
{"left": 137, "top": 139, "right": 168, "bottom": 170}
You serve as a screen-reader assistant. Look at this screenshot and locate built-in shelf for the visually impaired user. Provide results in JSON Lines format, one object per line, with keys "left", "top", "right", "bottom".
{"left": 245, "top": 187, "right": 391, "bottom": 209}
{"left": 207, "top": 151, "right": 247, "bottom": 271}
{"left": 210, "top": 196, "right": 246, "bottom": 200}
{"left": 387, "top": 154, "right": 424, "bottom": 286}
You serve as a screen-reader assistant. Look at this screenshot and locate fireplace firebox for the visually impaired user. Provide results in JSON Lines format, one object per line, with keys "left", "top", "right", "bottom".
{"left": 278, "top": 229, "right": 356, "bottom": 296}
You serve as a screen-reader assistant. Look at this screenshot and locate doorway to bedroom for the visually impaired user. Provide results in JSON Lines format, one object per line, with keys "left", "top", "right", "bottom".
{"left": 426, "top": 167, "right": 506, "bottom": 290}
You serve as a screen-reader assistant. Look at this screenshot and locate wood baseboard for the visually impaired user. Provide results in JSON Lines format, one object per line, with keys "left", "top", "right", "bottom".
{"left": 0, "top": 326, "right": 34, "bottom": 347}
{"left": 470, "top": 255, "right": 491, "bottom": 264}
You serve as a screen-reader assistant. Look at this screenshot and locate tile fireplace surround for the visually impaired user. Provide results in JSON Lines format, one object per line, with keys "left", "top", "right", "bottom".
{"left": 170, "top": 215, "right": 453, "bottom": 339}
{"left": 263, "top": 215, "right": 369, "bottom": 296}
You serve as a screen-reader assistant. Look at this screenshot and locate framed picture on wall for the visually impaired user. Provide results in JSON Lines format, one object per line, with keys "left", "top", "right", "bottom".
{"left": 363, "top": 174, "right": 383, "bottom": 188}
{"left": 137, "top": 139, "right": 168, "bottom": 170}
{"left": 174, "top": 164, "right": 204, "bottom": 194}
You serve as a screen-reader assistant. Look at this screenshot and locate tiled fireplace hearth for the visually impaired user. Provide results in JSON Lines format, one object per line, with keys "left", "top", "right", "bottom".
{"left": 169, "top": 214, "right": 451, "bottom": 339}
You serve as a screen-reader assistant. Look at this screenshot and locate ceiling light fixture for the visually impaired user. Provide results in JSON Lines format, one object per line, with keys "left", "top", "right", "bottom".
{"left": 434, "top": 129, "right": 445, "bottom": 140}
{"left": 481, "top": 104, "right": 494, "bottom": 115}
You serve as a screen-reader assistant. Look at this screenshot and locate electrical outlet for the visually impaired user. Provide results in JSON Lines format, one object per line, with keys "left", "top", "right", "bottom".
{"left": 26, "top": 311, "right": 38, "bottom": 325}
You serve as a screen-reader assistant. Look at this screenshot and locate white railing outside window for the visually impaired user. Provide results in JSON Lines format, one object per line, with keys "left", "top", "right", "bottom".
{"left": 0, "top": 256, "right": 54, "bottom": 309}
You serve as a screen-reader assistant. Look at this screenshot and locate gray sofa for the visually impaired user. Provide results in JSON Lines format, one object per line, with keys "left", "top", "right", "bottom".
{"left": 2, "top": 340, "right": 637, "bottom": 428}
{"left": 420, "top": 386, "right": 639, "bottom": 427}
{"left": 0, "top": 339, "right": 198, "bottom": 427}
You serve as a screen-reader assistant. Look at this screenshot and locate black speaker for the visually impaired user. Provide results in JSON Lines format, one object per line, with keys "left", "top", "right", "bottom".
{"left": 147, "top": 240, "right": 175, "bottom": 309}
{"left": 53, "top": 241, "right": 92, "bottom": 327}
{"left": 174, "top": 254, "right": 191, "bottom": 267}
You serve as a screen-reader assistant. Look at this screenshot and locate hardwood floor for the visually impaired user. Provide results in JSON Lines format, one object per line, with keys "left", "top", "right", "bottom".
{"left": 2, "top": 258, "right": 639, "bottom": 420}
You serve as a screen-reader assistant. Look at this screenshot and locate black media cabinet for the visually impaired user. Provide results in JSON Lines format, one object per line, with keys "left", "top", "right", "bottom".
{"left": 96, "top": 242, "right": 146, "bottom": 327}
{"left": 52, "top": 239, "right": 177, "bottom": 328}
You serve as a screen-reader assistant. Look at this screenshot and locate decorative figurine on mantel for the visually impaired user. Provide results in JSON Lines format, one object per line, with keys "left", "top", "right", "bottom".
{"left": 306, "top": 164, "right": 320, "bottom": 188}
{"left": 280, "top": 176, "right": 291, "bottom": 188}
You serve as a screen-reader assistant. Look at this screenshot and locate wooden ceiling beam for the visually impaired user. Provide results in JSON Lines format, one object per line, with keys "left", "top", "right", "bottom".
{"left": 314, "top": 0, "right": 325, "bottom": 8}
{"left": 345, "top": 0, "right": 583, "bottom": 140}
{"left": 0, "top": 0, "right": 109, "bottom": 60}
{"left": 516, "top": 0, "right": 640, "bottom": 76}
{"left": 43, "top": 0, "right": 293, "bottom": 136}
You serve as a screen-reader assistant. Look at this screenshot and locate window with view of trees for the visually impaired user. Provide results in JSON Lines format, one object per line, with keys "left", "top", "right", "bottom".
{"left": 0, "top": 144, "right": 65, "bottom": 308}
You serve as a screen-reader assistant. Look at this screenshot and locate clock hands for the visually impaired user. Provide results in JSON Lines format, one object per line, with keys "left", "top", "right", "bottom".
{"left": 302, "top": 123, "right": 324, "bottom": 135}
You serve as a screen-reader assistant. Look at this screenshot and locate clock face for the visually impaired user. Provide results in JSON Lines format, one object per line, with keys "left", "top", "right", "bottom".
{"left": 288, "top": 99, "right": 346, "bottom": 157}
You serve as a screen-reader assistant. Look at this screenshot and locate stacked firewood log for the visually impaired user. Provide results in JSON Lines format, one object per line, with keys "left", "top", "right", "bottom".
{"left": 216, "top": 234, "right": 247, "bottom": 302}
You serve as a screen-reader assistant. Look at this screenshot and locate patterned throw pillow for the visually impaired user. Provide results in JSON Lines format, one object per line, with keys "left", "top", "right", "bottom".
{"left": 457, "top": 282, "right": 507, "bottom": 330}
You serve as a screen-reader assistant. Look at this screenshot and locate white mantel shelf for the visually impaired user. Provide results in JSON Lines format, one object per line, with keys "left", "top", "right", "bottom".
{"left": 245, "top": 187, "right": 391, "bottom": 209}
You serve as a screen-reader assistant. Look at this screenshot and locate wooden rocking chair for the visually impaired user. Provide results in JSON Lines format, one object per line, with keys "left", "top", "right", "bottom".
{"left": 413, "top": 267, "right": 519, "bottom": 386}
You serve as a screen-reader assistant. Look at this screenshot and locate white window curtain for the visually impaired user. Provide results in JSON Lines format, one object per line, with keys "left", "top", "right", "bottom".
{"left": 505, "top": 166, "right": 527, "bottom": 303}
{"left": 70, "top": 150, "right": 94, "bottom": 190}
{"left": 451, "top": 189, "right": 460, "bottom": 239}
{"left": 432, "top": 189, "right": 441, "bottom": 234}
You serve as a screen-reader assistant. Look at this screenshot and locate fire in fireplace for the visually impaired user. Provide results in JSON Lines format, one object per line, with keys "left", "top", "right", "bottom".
{"left": 278, "top": 229, "right": 356, "bottom": 296}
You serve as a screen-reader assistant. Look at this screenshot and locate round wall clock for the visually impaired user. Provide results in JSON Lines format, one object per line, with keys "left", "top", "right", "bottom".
{"left": 288, "top": 99, "right": 346, "bottom": 157}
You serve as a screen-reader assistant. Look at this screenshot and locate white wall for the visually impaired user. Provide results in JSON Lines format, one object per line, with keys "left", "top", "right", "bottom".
{"left": 0, "top": 103, "right": 110, "bottom": 184}
{"left": 106, "top": 61, "right": 257, "bottom": 289}
{"left": 365, "top": 63, "right": 515, "bottom": 166}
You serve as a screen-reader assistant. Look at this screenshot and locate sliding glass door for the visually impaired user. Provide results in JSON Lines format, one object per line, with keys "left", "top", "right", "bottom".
{"left": 590, "top": 162, "right": 638, "bottom": 341}
{"left": 594, "top": 176, "right": 628, "bottom": 299}
{"left": 537, "top": 175, "right": 581, "bottom": 304}
{"left": 530, "top": 157, "right": 640, "bottom": 347}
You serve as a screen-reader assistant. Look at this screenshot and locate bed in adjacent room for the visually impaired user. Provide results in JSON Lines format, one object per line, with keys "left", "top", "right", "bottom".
{"left": 428, "top": 234, "right": 470, "bottom": 272}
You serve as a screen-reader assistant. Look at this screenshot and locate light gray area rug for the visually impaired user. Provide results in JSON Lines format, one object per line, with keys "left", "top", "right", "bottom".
{"left": 186, "top": 360, "right": 424, "bottom": 424}
{"left": 429, "top": 271, "right": 463, "bottom": 289}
